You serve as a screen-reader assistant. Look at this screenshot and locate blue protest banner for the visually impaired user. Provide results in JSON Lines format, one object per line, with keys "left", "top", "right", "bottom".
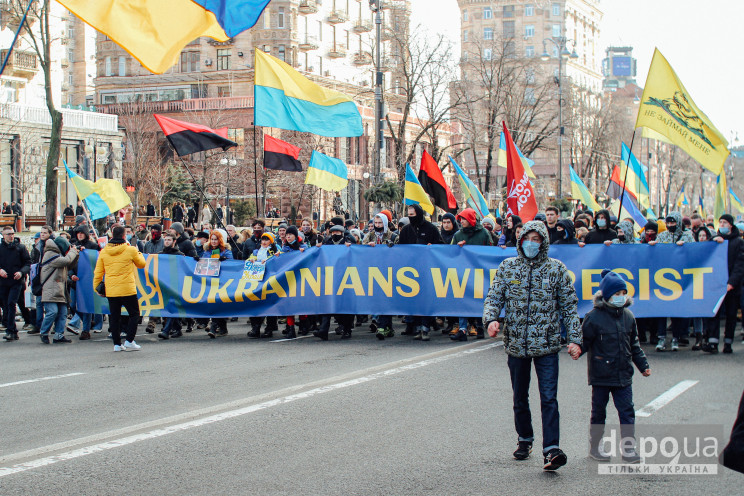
{"left": 76, "top": 243, "right": 728, "bottom": 319}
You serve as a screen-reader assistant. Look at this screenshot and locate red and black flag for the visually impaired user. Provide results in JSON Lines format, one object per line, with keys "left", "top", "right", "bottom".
{"left": 418, "top": 150, "right": 457, "bottom": 213}
{"left": 263, "top": 135, "right": 302, "bottom": 172}
{"left": 154, "top": 114, "right": 237, "bottom": 157}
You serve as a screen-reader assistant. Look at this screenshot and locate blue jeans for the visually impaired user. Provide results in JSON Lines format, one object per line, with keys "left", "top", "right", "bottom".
{"left": 507, "top": 353, "right": 560, "bottom": 453}
{"left": 35, "top": 297, "right": 43, "bottom": 329}
{"left": 590, "top": 385, "right": 635, "bottom": 454}
{"left": 91, "top": 313, "right": 103, "bottom": 330}
{"left": 40, "top": 302, "right": 68, "bottom": 338}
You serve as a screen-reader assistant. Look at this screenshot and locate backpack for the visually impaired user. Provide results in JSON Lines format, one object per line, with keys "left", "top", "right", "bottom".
{"left": 30, "top": 255, "right": 60, "bottom": 296}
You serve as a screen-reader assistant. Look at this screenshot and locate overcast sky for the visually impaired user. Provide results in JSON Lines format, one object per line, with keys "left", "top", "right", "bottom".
{"left": 410, "top": 0, "right": 743, "bottom": 146}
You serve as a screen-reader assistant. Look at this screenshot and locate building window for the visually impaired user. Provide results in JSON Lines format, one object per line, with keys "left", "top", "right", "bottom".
{"left": 504, "top": 40, "right": 516, "bottom": 58}
{"left": 318, "top": 20, "right": 323, "bottom": 41}
{"left": 525, "top": 67, "right": 535, "bottom": 84}
{"left": 180, "top": 51, "right": 199, "bottom": 72}
{"left": 525, "top": 45, "right": 534, "bottom": 57}
{"left": 463, "top": 30, "right": 468, "bottom": 42}
{"left": 525, "top": 4, "right": 534, "bottom": 16}
{"left": 263, "top": 44, "right": 271, "bottom": 53}
{"left": 483, "top": 7, "right": 492, "bottom": 19}
{"left": 118, "top": 56, "right": 126, "bottom": 76}
{"left": 278, "top": 7, "right": 285, "bottom": 28}
{"left": 552, "top": 3, "right": 560, "bottom": 16}
{"left": 278, "top": 44, "right": 286, "bottom": 62}
{"left": 503, "top": 21, "right": 515, "bottom": 38}
{"left": 263, "top": 11, "right": 270, "bottom": 28}
{"left": 483, "top": 48, "right": 492, "bottom": 60}
{"left": 217, "top": 49, "right": 231, "bottom": 70}
{"left": 104, "top": 56, "right": 111, "bottom": 76}
{"left": 68, "top": 73, "right": 74, "bottom": 85}
{"left": 503, "top": 5, "right": 514, "bottom": 18}
{"left": 483, "top": 27, "right": 493, "bottom": 40}
{"left": 463, "top": 9, "right": 468, "bottom": 22}
{"left": 524, "top": 25, "right": 534, "bottom": 38}
{"left": 552, "top": 24, "right": 561, "bottom": 37}
{"left": 217, "top": 86, "right": 231, "bottom": 97}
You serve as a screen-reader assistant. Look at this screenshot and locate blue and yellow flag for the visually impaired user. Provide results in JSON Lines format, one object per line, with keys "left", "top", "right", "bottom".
{"left": 64, "top": 162, "right": 131, "bottom": 221}
{"left": 730, "top": 188, "right": 744, "bottom": 214}
{"left": 449, "top": 156, "right": 490, "bottom": 219}
{"left": 404, "top": 164, "right": 434, "bottom": 215}
{"left": 635, "top": 49, "right": 729, "bottom": 175}
{"left": 254, "top": 49, "right": 363, "bottom": 137}
{"left": 699, "top": 196, "right": 706, "bottom": 218}
{"left": 676, "top": 186, "right": 689, "bottom": 207}
{"left": 569, "top": 166, "right": 601, "bottom": 211}
{"left": 59, "top": 0, "right": 236, "bottom": 74}
{"left": 192, "top": 1, "right": 271, "bottom": 37}
{"left": 714, "top": 173, "right": 727, "bottom": 224}
{"left": 305, "top": 151, "right": 348, "bottom": 192}
{"left": 498, "top": 132, "right": 535, "bottom": 178}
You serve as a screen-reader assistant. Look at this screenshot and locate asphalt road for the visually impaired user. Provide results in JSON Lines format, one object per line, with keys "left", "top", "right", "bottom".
{"left": 1, "top": 318, "right": 742, "bottom": 495}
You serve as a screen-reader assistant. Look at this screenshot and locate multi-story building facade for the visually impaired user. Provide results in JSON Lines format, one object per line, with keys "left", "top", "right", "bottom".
{"left": 92, "top": 0, "right": 454, "bottom": 221}
{"left": 0, "top": 2, "right": 123, "bottom": 217}
{"left": 455, "top": 0, "right": 603, "bottom": 204}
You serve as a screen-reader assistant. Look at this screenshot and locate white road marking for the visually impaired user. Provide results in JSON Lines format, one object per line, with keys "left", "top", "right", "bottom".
{"left": 0, "top": 373, "right": 85, "bottom": 389}
{"left": 635, "top": 380, "right": 699, "bottom": 418}
{"left": 270, "top": 335, "right": 314, "bottom": 342}
{"left": 0, "top": 342, "right": 501, "bottom": 477}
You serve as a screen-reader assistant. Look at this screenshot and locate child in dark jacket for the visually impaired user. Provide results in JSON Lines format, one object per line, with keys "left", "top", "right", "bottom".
{"left": 581, "top": 269, "right": 651, "bottom": 463}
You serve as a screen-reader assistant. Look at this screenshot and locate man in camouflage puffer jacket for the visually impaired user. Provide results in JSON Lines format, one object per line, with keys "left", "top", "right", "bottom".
{"left": 654, "top": 211, "right": 694, "bottom": 245}
{"left": 482, "top": 220, "right": 581, "bottom": 471}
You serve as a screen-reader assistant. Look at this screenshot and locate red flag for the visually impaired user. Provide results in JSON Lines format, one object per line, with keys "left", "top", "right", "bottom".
{"left": 503, "top": 122, "right": 538, "bottom": 221}
{"left": 154, "top": 114, "right": 237, "bottom": 157}
{"left": 264, "top": 135, "right": 302, "bottom": 172}
{"left": 418, "top": 150, "right": 457, "bottom": 212}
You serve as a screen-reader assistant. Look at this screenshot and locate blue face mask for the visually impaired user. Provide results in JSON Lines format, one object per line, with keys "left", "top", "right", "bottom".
{"left": 609, "top": 294, "right": 626, "bottom": 307}
{"left": 522, "top": 240, "right": 540, "bottom": 259}
{"left": 195, "top": 240, "right": 203, "bottom": 247}
{"left": 720, "top": 226, "right": 731, "bottom": 235}
{"left": 596, "top": 218, "right": 607, "bottom": 228}
{"left": 126, "top": 234, "right": 132, "bottom": 241}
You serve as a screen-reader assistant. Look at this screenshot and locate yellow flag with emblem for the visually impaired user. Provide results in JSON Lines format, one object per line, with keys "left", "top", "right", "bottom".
{"left": 635, "top": 49, "right": 729, "bottom": 175}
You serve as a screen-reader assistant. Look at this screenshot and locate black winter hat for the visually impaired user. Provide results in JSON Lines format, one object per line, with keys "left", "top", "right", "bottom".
{"left": 719, "top": 214, "right": 735, "bottom": 226}
{"left": 330, "top": 216, "right": 345, "bottom": 226}
{"left": 286, "top": 225, "right": 300, "bottom": 238}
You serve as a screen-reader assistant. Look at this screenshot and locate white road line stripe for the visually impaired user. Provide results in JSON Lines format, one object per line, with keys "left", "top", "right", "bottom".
{"left": 0, "top": 342, "right": 501, "bottom": 477}
{"left": 270, "top": 335, "right": 314, "bottom": 342}
{"left": 0, "top": 373, "right": 85, "bottom": 389}
{"left": 635, "top": 380, "right": 699, "bottom": 418}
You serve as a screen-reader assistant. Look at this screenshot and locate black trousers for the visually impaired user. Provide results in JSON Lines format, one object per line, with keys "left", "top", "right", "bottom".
{"left": 107, "top": 294, "right": 140, "bottom": 346}
{"left": 709, "top": 289, "right": 741, "bottom": 344}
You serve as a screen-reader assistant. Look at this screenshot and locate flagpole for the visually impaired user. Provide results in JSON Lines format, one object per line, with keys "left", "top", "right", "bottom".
{"left": 253, "top": 122, "right": 261, "bottom": 218}
{"left": 173, "top": 151, "right": 244, "bottom": 258}
{"left": 618, "top": 129, "right": 637, "bottom": 218}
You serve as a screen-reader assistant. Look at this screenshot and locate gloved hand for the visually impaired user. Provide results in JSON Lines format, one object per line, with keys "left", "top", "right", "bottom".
{"left": 193, "top": 256, "right": 201, "bottom": 261}
{"left": 219, "top": 255, "right": 227, "bottom": 262}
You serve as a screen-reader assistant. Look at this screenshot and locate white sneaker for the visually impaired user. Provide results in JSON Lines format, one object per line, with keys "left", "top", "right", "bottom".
{"left": 113, "top": 345, "right": 123, "bottom": 352}
{"left": 123, "top": 340, "right": 141, "bottom": 351}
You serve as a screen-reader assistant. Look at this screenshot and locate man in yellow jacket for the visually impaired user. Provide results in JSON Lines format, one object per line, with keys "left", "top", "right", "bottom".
{"left": 93, "top": 225, "right": 147, "bottom": 352}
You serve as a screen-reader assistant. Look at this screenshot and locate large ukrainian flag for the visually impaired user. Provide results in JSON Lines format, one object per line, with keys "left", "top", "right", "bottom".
{"left": 404, "top": 164, "right": 434, "bottom": 215}
{"left": 305, "top": 151, "right": 348, "bottom": 191}
{"left": 254, "top": 49, "right": 363, "bottom": 137}
{"left": 63, "top": 162, "right": 131, "bottom": 221}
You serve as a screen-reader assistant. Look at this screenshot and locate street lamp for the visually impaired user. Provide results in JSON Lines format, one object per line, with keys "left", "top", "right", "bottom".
{"left": 220, "top": 157, "right": 237, "bottom": 224}
{"left": 541, "top": 37, "right": 578, "bottom": 199}
{"left": 369, "top": 0, "right": 384, "bottom": 184}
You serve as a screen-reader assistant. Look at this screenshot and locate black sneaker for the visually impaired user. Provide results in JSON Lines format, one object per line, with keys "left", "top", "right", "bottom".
{"left": 723, "top": 343, "right": 733, "bottom": 354}
{"left": 207, "top": 329, "right": 216, "bottom": 339}
{"left": 40, "top": 335, "right": 50, "bottom": 344}
{"left": 543, "top": 448, "right": 567, "bottom": 471}
{"left": 702, "top": 343, "right": 719, "bottom": 354}
{"left": 340, "top": 330, "right": 352, "bottom": 340}
{"left": 622, "top": 452, "right": 642, "bottom": 464}
{"left": 260, "top": 330, "right": 273, "bottom": 338}
{"left": 27, "top": 327, "right": 40, "bottom": 335}
{"left": 589, "top": 448, "right": 611, "bottom": 462}
{"left": 170, "top": 329, "right": 183, "bottom": 338}
{"left": 513, "top": 441, "right": 532, "bottom": 460}
{"left": 313, "top": 329, "right": 329, "bottom": 341}
{"left": 247, "top": 329, "right": 261, "bottom": 339}
{"left": 285, "top": 326, "right": 296, "bottom": 339}
{"left": 53, "top": 336, "right": 72, "bottom": 344}
{"left": 450, "top": 330, "right": 467, "bottom": 342}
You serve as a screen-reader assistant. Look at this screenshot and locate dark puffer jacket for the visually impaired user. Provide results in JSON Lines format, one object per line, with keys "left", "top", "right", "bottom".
{"left": 716, "top": 224, "right": 744, "bottom": 288}
{"left": 552, "top": 219, "right": 578, "bottom": 245}
{"left": 584, "top": 209, "right": 617, "bottom": 244}
{"left": 396, "top": 204, "right": 443, "bottom": 245}
{"left": 611, "top": 220, "right": 637, "bottom": 244}
{"left": 483, "top": 221, "right": 581, "bottom": 358}
{"left": 581, "top": 292, "right": 649, "bottom": 387}
{"left": 657, "top": 211, "right": 694, "bottom": 244}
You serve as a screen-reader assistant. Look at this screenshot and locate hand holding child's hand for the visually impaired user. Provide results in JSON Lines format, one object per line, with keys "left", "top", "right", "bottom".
{"left": 642, "top": 369, "right": 651, "bottom": 377}
{"left": 567, "top": 343, "right": 581, "bottom": 360}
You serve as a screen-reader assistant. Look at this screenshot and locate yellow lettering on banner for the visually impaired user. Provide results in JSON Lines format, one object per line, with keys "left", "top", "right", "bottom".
{"left": 474, "top": 269, "right": 484, "bottom": 299}
{"left": 566, "top": 270, "right": 576, "bottom": 284}
{"left": 368, "top": 267, "right": 393, "bottom": 297}
{"left": 337, "top": 267, "right": 365, "bottom": 296}
{"left": 612, "top": 268, "right": 636, "bottom": 299}
{"left": 235, "top": 279, "right": 260, "bottom": 302}
{"left": 683, "top": 267, "right": 713, "bottom": 300}
{"left": 262, "top": 276, "right": 287, "bottom": 299}
{"left": 299, "top": 268, "right": 322, "bottom": 297}
{"left": 654, "top": 269, "right": 682, "bottom": 301}
{"left": 182, "top": 276, "right": 207, "bottom": 304}
{"left": 207, "top": 278, "right": 234, "bottom": 303}
{"left": 285, "top": 271, "right": 297, "bottom": 297}
{"left": 324, "top": 267, "right": 334, "bottom": 296}
{"left": 638, "top": 269, "right": 650, "bottom": 300}
{"left": 582, "top": 269, "right": 603, "bottom": 300}
{"left": 431, "top": 268, "right": 470, "bottom": 298}
{"left": 396, "top": 267, "right": 419, "bottom": 297}
{"left": 489, "top": 269, "right": 498, "bottom": 286}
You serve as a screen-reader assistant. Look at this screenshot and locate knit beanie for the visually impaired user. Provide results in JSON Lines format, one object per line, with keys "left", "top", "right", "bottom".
{"left": 54, "top": 236, "right": 71, "bottom": 255}
{"left": 599, "top": 269, "right": 627, "bottom": 301}
{"left": 719, "top": 214, "right": 735, "bottom": 227}
{"left": 286, "top": 225, "right": 299, "bottom": 239}
{"left": 171, "top": 222, "right": 184, "bottom": 234}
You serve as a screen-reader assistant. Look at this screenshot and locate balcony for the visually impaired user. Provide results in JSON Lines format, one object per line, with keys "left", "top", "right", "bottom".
{"left": 327, "top": 10, "right": 348, "bottom": 24}
{"left": 0, "top": 49, "right": 37, "bottom": 78}
{"left": 328, "top": 45, "right": 347, "bottom": 58}
{"left": 95, "top": 97, "right": 254, "bottom": 116}
{"left": 351, "top": 20, "right": 372, "bottom": 33}
{"left": 0, "top": 103, "right": 118, "bottom": 133}
{"left": 182, "top": 96, "right": 253, "bottom": 111}
{"left": 352, "top": 51, "right": 372, "bottom": 66}
{"left": 298, "top": 1, "right": 319, "bottom": 14}
{"left": 299, "top": 36, "right": 319, "bottom": 51}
